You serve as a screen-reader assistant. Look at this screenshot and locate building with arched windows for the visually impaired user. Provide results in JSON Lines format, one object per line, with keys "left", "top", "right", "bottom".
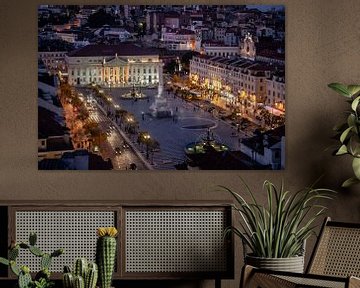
{"left": 65, "top": 44, "right": 162, "bottom": 87}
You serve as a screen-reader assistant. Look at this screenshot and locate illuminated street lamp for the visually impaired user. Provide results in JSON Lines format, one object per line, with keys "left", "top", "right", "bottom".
{"left": 143, "top": 133, "right": 151, "bottom": 159}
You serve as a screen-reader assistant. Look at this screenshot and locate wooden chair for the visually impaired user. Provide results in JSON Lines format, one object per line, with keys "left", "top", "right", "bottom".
{"left": 241, "top": 217, "right": 360, "bottom": 288}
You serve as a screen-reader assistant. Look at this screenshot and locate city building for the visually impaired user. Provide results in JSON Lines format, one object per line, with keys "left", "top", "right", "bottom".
{"left": 161, "top": 27, "right": 196, "bottom": 51}
{"left": 38, "top": 150, "right": 113, "bottom": 170}
{"left": 224, "top": 29, "right": 239, "bottom": 46}
{"left": 202, "top": 42, "right": 239, "bottom": 57}
{"left": 240, "top": 126, "right": 285, "bottom": 169}
{"left": 38, "top": 106, "right": 74, "bottom": 160}
{"left": 94, "top": 26, "right": 132, "bottom": 42}
{"left": 190, "top": 55, "right": 271, "bottom": 116}
{"left": 265, "top": 73, "right": 285, "bottom": 111}
{"left": 214, "top": 27, "right": 226, "bottom": 42}
{"left": 38, "top": 51, "right": 67, "bottom": 73}
{"left": 164, "top": 11, "right": 180, "bottom": 29}
{"left": 66, "top": 44, "right": 162, "bottom": 87}
{"left": 190, "top": 34, "right": 284, "bottom": 117}
{"left": 55, "top": 31, "right": 78, "bottom": 43}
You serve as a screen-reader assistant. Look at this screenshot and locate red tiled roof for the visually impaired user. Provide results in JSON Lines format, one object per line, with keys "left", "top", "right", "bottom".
{"left": 67, "top": 44, "right": 159, "bottom": 57}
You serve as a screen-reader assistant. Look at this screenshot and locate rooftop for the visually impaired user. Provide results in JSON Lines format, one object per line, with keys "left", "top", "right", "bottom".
{"left": 67, "top": 44, "right": 159, "bottom": 57}
{"left": 38, "top": 107, "right": 68, "bottom": 139}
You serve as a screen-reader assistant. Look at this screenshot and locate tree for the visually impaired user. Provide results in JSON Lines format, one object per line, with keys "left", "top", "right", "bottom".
{"left": 164, "top": 60, "right": 177, "bottom": 74}
{"left": 87, "top": 9, "right": 115, "bottom": 28}
{"left": 84, "top": 121, "right": 105, "bottom": 147}
{"left": 181, "top": 51, "right": 199, "bottom": 72}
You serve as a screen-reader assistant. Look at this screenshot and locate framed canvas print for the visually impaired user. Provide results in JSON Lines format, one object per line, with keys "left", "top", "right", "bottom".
{"left": 38, "top": 5, "right": 285, "bottom": 170}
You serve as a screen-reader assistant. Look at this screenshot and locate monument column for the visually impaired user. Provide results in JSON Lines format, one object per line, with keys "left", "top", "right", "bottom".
{"left": 157, "top": 61, "right": 164, "bottom": 97}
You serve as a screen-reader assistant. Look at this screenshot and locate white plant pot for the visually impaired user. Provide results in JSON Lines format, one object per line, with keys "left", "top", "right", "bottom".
{"left": 245, "top": 254, "right": 305, "bottom": 273}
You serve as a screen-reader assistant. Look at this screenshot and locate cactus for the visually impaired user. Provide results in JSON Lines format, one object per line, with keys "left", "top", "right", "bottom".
{"left": 19, "top": 243, "right": 30, "bottom": 249}
{"left": 63, "top": 260, "right": 98, "bottom": 288}
{"left": 74, "top": 258, "right": 87, "bottom": 279}
{"left": 63, "top": 272, "right": 74, "bottom": 288}
{"left": 19, "top": 271, "right": 32, "bottom": 288}
{"left": 29, "top": 246, "right": 44, "bottom": 257}
{"left": 0, "top": 233, "right": 63, "bottom": 288}
{"left": 35, "top": 268, "right": 50, "bottom": 282}
{"left": 18, "top": 267, "right": 32, "bottom": 288}
{"left": 9, "top": 246, "right": 19, "bottom": 260}
{"left": 96, "top": 227, "right": 118, "bottom": 288}
{"left": 64, "top": 265, "right": 72, "bottom": 273}
{"left": 41, "top": 253, "right": 52, "bottom": 270}
{"left": 51, "top": 248, "right": 64, "bottom": 258}
{"left": 29, "top": 232, "right": 37, "bottom": 246}
{"left": 73, "top": 275, "right": 85, "bottom": 288}
{"left": 10, "top": 260, "right": 20, "bottom": 276}
{"left": 85, "top": 263, "right": 98, "bottom": 288}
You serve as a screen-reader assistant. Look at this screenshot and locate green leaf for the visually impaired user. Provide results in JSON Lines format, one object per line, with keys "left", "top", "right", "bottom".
{"left": 348, "top": 135, "right": 360, "bottom": 156}
{"left": 342, "top": 177, "right": 360, "bottom": 188}
{"left": 352, "top": 157, "right": 360, "bottom": 179}
{"left": 340, "top": 126, "right": 353, "bottom": 143}
{"left": 351, "top": 96, "right": 360, "bottom": 111}
{"left": 347, "top": 85, "right": 360, "bottom": 97}
{"left": 336, "top": 145, "right": 348, "bottom": 155}
{"left": 10, "top": 261, "right": 20, "bottom": 276}
{"left": 328, "top": 83, "right": 351, "bottom": 98}
{"left": 0, "top": 257, "right": 9, "bottom": 266}
{"left": 347, "top": 114, "right": 356, "bottom": 128}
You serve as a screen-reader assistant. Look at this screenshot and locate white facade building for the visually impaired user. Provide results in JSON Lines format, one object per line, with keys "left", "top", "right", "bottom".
{"left": 202, "top": 43, "right": 239, "bottom": 57}
{"left": 161, "top": 28, "right": 196, "bottom": 51}
{"left": 190, "top": 55, "right": 270, "bottom": 107}
{"left": 265, "top": 74, "right": 285, "bottom": 111}
{"left": 55, "top": 32, "right": 77, "bottom": 43}
{"left": 39, "top": 51, "right": 67, "bottom": 72}
{"left": 66, "top": 44, "right": 162, "bottom": 87}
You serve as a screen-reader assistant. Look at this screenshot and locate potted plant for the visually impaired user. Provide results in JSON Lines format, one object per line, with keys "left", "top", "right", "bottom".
{"left": 221, "top": 179, "right": 335, "bottom": 273}
{"left": 0, "top": 232, "right": 63, "bottom": 288}
{"left": 328, "top": 83, "right": 360, "bottom": 187}
{"left": 62, "top": 258, "right": 98, "bottom": 288}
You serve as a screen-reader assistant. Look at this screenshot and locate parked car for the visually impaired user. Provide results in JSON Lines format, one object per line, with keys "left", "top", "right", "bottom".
{"left": 114, "top": 147, "right": 122, "bottom": 155}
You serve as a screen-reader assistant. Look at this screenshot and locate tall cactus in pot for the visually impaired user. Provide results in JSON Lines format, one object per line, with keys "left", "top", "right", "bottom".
{"left": 96, "top": 227, "right": 118, "bottom": 288}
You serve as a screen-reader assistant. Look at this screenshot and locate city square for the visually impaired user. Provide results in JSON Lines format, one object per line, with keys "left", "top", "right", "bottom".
{"left": 38, "top": 5, "right": 285, "bottom": 170}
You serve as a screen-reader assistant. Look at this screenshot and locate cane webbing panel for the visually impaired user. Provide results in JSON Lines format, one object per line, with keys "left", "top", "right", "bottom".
{"left": 309, "top": 226, "right": 360, "bottom": 277}
{"left": 277, "top": 275, "right": 345, "bottom": 288}
{"left": 15, "top": 211, "right": 115, "bottom": 272}
{"left": 125, "top": 210, "right": 227, "bottom": 273}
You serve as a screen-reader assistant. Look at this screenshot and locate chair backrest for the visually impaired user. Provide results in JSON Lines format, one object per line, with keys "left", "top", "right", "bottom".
{"left": 307, "top": 217, "right": 360, "bottom": 278}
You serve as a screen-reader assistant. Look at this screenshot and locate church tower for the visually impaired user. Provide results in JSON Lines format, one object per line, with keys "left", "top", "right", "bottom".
{"left": 240, "top": 33, "right": 256, "bottom": 60}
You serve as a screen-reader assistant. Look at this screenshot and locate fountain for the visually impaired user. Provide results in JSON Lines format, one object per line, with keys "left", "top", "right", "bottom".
{"left": 121, "top": 84, "right": 147, "bottom": 100}
{"left": 185, "top": 128, "right": 229, "bottom": 155}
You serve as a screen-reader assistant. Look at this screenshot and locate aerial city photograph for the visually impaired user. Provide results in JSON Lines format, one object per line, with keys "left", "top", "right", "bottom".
{"left": 38, "top": 5, "right": 285, "bottom": 170}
